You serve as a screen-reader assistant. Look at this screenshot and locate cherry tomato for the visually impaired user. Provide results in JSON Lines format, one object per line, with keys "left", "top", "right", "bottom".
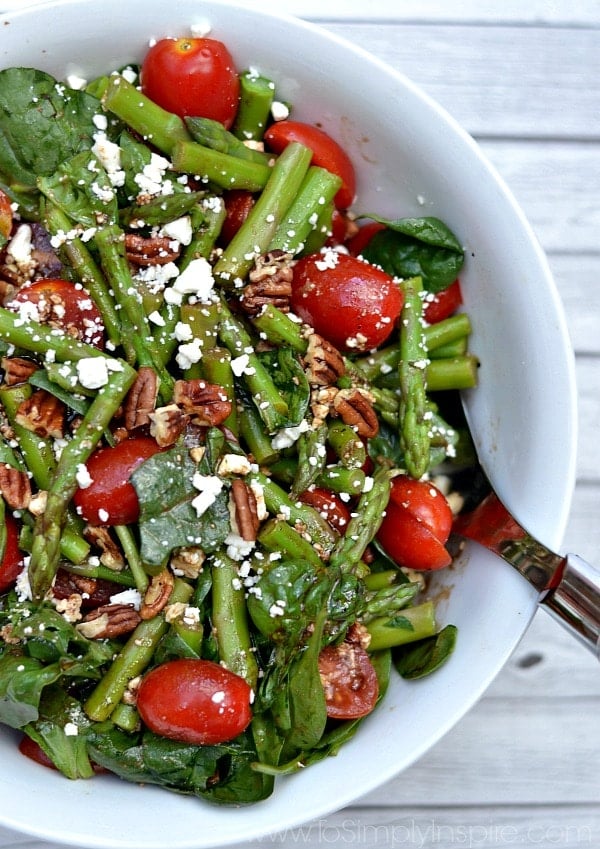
{"left": 318, "top": 640, "right": 379, "bottom": 719}
{"left": 141, "top": 38, "right": 240, "bottom": 128}
{"left": 377, "top": 476, "right": 453, "bottom": 571}
{"left": 346, "top": 221, "right": 386, "bottom": 256}
{"left": 291, "top": 250, "right": 402, "bottom": 352}
{"left": 10, "top": 278, "right": 105, "bottom": 348}
{"left": 18, "top": 736, "right": 57, "bottom": 770}
{"left": 423, "top": 279, "right": 463, "bottom": 324}
{"left": 220, "top": 190, "right": 255, "bottom": 245}
{"left": 0, "top": 188, "right": 13, "bottom": 240}
{"left": 73, "top": 436, "right": 161, "bottom": 526}
{"left": 298, "top": 487, "right": 352, "bottom": 534}
{"left": 136, "top": 658, "right": 252, "bottom": 745}
{"left": 0, "top": 512, "right": 23, "bottom": 594}
{"left": 264, "top": 120, "right": 356, "bottom": 210}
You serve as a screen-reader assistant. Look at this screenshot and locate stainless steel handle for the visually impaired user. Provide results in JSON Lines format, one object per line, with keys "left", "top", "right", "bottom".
{"left": 541, "top": 553, "right": 600, "bottom": 658}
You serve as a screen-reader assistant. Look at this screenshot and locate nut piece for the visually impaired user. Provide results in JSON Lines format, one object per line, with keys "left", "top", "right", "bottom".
{"left": 310, "top": 385, "right": 339, "bottom": 427}
{"left": 304, "top": 333, "right": 346, "bottom": 386}
{"left": 173, "top": 379, "right": 232, "bottom": 426}
{"left": 149, "top": 403, "right": 188, "bottom": 447}
{"left": 123, "top": 366, "right": 159, "bottom": 431}
{"left": 15, "top": 388, "right": 65, "bottom": 439}
{"left": 124, "top": 233, "right": 181, "bottom": 267}
{"left": 139, "top": 569, "right": 175, "bottom": 620}
{"left": 1, "top": 356, "right": 38, "bottom": 386}
{"left": 170, "top": 546, "right": 206, "bottom": 579}
{"left": 333, "top": 387, "right": 379, "bottom": 438}
{"left": 0, "top": 463, "right": 31, "bottom": 510}
{"left": 240, "top": 249, "right": 294, "bottom": 316}
{"left": 230, "top": 479, "right": 260, "bottom": 541}
{"left": 84, "top": 525, "right": 126, "bottom": 571}
{"left": 77, "top": 604, "right": 141, "bottom": 639}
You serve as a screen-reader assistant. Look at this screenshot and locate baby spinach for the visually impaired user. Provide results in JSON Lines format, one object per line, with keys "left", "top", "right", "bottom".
{"left": 361, "top": 216, "right": 464, "bottom": 293}
{"left": 393, "top": 624, "right": 458, "bottom": 679}
{"left": 38, "top": 150, "right": 118, "bottom": 228}
{"left": 0, "top": 68, "right": 101, "bottom": 191}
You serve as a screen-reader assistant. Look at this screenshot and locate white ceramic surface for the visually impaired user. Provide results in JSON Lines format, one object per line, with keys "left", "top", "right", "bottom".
{"left": 0, "top": 1, "right": 577, "bottom": 847}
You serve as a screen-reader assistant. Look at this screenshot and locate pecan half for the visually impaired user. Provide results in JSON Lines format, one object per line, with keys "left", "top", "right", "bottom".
{"left": 0, "top": 463, "right": 31, "bottom": 510}
{"left": 173, "top": 379, "right": 232, "bottom": 426}
{"left": 170, "top": 546, "right": 206, "bottom": 579}
{"left": 77, "top": 604, "right": 141, "bottom": 639}
{"left": 304, "top": 333, "right": 346, "bottom": 386}
{"left": 125, "top": 233, "right": 181, "bottom": 267}
{"left": 139, "top": 569, "right": 174, "bottom": 620}
{"left": 84, "top": 525, "right": 126, "bottom": 572}
{"left": 1, "top": 356, "right": 38, "bottom": 386}
{"left": 239, "top": 249, "right": 294, "bottom": 315}
{"left": 230, "top": 479, "right": 260, "bottom": 541}
{"left": 123, "top": 366, "right": 159, "bottom": 431}
{"left": 15, "top": 389, "right": 65, "bottom": 439}
{"left": 332, "top": 387, "right": 379, "bottom": 438}
{"left": 149, "top": 403, "right": 188, "bottom": 447}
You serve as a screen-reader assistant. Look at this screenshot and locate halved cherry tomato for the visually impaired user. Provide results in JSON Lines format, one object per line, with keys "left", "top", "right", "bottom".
{"left": 220, "top": 189, "right": 255, "bottom": 245}
{"left": 298, "top": 487, "right": 351, "bottom": 534}
{"left": 10, "top": 278, "right": 105, "bottom": 348}
{"left": 18, "top": 736, "right": 57, "bottom": 770}
{"left": 423, "top": 279, "right": 463, "bottom": 324}
{"left": 291, "top": 250, "right": 402, "bottom": 352}
{"left": 264, "top": 120, "right": 356, "bottom": 210}
{"left": 141, "top": 38, "right": 240, "bottom": 128}
{"left": 377, "top": 475, "right": 453, "bottom": 571}
{"left": 0, "top": 512, "right": 23, "bottom": 593}
{"left": 73, "top": 436, "right": 161, "bottom": 526}
{"left": 0, "top": 188, "right": 13, "bottom": 240}
{"left": 136, "top": 658, "right": 252, "bottom": 745}
{"left": 318, "top": 640, "right": 379, "bottom": 719}
{"left": 346, "top": 221, "right": 386, "bottom": 256}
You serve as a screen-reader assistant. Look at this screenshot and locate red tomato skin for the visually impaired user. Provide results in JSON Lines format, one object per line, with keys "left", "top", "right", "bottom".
{"left": 0, "top": 188, "right": 13, "bottom": 239}
{"left": 264, "top": 121, "right": 356, "bottom": 210}
{"left": 10, "top": 278, "right": 105, "bottom": 348}
{"left": 137, "top": 658, "right": 252, "bottom": 745}
{"left": 298, "top": 487, "right": 352, "bottom": 534}
{"left": 73, "top": 436, "right": 161, "bottom": 526}
{"left": 318, "top": 641, "right": 379, "bottom": 719}
{"left": 141, "top": 38, "right": 239, "bottom": 128}
{"left": 220, "top": 190, "right": 255, "bottom": 245}
{"left": 0, "top": 512, "right": 23, "bottom": 593}
{"left": 18, "top": 736, "right": 57, "bottom": 770}
{"left": 377, "top": 476, "right": 453, "bottom": 571}
{"left": 346, "top": 221, "right": 386, "bottom": 256}
{"left": 423, "top": 279, "right": 463, "bottom": 324}
{"left": 291, "top": 251, "right": 402, "bottom": 352}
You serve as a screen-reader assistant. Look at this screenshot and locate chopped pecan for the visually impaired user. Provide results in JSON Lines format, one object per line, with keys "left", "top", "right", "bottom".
{"left": 1, "top": 356, "right": 38, "bottom": 386}
{"left": 77, "top": 604, "right": 141, "bottom": 639}
{"left": 173, "top": 379, "right": 232, "bottom": 426}
{"left": 84, "top": 525, "right": 126, "bottom": 572}
{"left": 15, "top": 388, "right": 65, "bottom": 439}
{"left": 310, "top": 385, "right": 339, "bottom": 426}
{"left": 170, "top": 546, "right": 206, "bottom": 579}
{"left": 149, "top": 403, "right": 188, "bottom": 447}
{"left": 139, "top": 569, "right": 174, "bottom": 620}
{"left": 28, "top": 490, "right": 47, "bottom": 516}
{"left": 230, "top": 478, "right": 260, "bottom": 541}
{"left": 304, "top": 333, "right": 346, "bottom": 386}
{"left": 123, "top": 366, "right": 159, "bottom": 431}
{"left": 240, "top": 249, "right": 294, "bottom": 315}
{"left": 0, "top": 463, "right": 31, "bottom": 510}
{"left": 124, "top": 233, "right": 181, "bottom": 267}
{"left": 0, "top": 278, "right": 16, "bottom": 306}
{"left": 332, "top": 387, "right": 379, "bottom": 438}
{"left": 53, "top": 593, "right": 84, "bottom": 623}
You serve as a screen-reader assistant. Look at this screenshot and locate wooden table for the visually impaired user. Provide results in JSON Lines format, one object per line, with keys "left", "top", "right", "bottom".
{"left": 0, "top": 2, "right": 598, "bottom": 847}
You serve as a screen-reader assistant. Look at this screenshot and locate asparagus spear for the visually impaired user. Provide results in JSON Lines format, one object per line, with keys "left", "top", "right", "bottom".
{"left": 398, "top": 276, "right": 430, "bottom": 479}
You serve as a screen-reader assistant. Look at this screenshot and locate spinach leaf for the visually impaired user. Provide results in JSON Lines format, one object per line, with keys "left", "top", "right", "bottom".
{"left": 132, "top": 444, "right": 231, "bottom": 568}
{"left": 0, "top": 68, "right": 100, "bottom": 190}
{"left": 0, "top": 655, "right": 60, "bottom": 727}
{"left": 38, "top": 150, "right": 118, "bottom": 228}
{"left": 257, "top": 347, "right": 309, "bottom": 426}
{"left": 284, "top": 611, "right": 328, "bottom": 752}
{"left": 361, "top": 216, "right": 464, "bottom": 293}
{"left": 393, "top": 624, "right": 458, "bottom": 679}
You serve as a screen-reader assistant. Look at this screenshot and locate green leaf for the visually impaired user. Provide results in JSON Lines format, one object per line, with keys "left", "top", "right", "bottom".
{"left": 132, "top": 444, "right": 231, "bottom": 567}
{"left": 0, "top": 68, "right": 101, "bottom": 190}
{"left": 257, "top": 347, "right": 309, "bottom": 426}
{"left": 385, "top": 615, "right": 416, "bottom": 631}
{"left": 38, "top": 150, "right": 118, "bottom": 228}
{"left": 393, "top": 624, "right": 458, "bottom": 679}
{"left": 362, "top": 216, "right": 464, "bottom": 293}
{"left": 0, "top": 655, "right": 61, "bottom": 727}
{"left": 285, "top": 611, "right": 328, "bottom": 751}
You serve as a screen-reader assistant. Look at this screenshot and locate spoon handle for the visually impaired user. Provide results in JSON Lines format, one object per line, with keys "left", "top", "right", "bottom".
{"left": 542, "top": 554, "right": 600, "bottom": 658}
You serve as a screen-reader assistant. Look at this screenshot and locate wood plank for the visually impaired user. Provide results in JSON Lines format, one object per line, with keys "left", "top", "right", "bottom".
{"left": 574, "top": 357, "right": 600, "bottom": 482}
{"left": 561, "top": 481, "right": 600, "bottom": 561}
{"left": 323, "top": 24, "right": 600, "bottom": 139}
{"left": 550, "top": 254, "right": 600, "bottom": 357}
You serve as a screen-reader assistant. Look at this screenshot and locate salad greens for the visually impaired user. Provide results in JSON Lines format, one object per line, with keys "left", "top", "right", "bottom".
{"left": 0, "top": 50, "right": 477, "bottom": 805}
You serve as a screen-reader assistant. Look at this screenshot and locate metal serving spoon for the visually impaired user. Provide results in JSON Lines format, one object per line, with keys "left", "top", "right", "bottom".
{"left": 452, "top": 486, "right": 600, "bottom": 657}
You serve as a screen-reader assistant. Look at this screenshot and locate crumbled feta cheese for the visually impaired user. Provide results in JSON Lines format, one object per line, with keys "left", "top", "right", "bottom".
{"left": 63, "top": 722, "right": 79, "bottom": 737}
{"left": 75, "top": 463, "right": 93, "bottom": 489}
{"left": 161, "top": 215, "right": 193, "bottom": 246}
{"left": 176, "top": 338, "right": 204, "bottom": 370}
{"left": 191, "top": 473, "right": 223, "bottom": 517}
{"left": 271, "top": 419, "right": 310, "bottom": 450}
{"left": 217, "top": 454, "right": 253, "bottom": 476}
{"left": 163, "top": 257, "right": 215, "bottom": 305}
{"left": 91, "top": 133, "right": 125, "bottom": 187}
{"left": 110, "top": 588, "right": 143, "bottom": 610}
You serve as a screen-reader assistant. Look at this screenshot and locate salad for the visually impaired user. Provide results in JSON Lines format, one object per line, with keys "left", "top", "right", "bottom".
{"left": 0, "top": 30, "right": 478, "bottom": 804}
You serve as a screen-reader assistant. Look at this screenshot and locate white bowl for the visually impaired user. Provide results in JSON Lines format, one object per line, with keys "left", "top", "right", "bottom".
{"left": 0, "top": 1, "right": 577, "bottom": 847}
